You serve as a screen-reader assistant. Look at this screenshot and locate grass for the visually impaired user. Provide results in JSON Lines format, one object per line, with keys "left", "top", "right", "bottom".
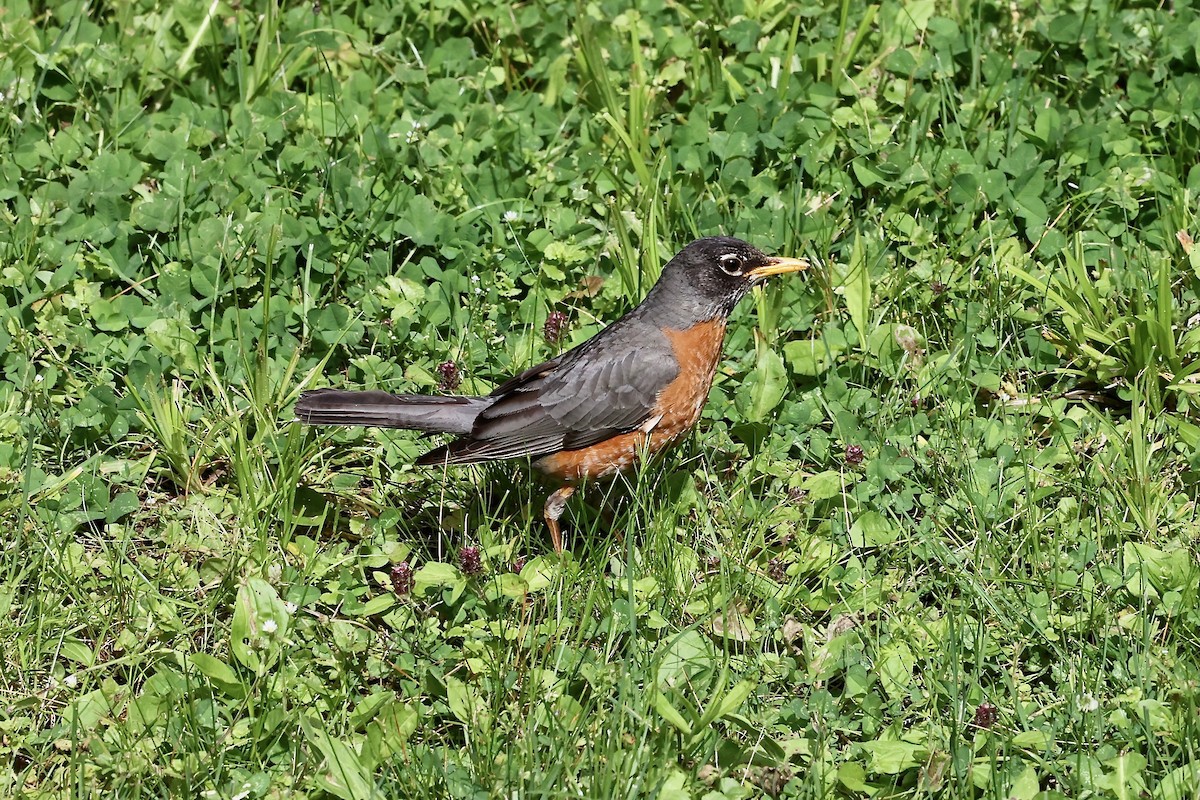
{"left": 3, "top": 0, "right": 1200, "bottom": 797}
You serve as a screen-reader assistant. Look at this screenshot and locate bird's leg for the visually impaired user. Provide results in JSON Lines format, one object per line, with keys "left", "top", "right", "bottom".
{"left": 544, "top": 485, "right": 576, "bottom": 553}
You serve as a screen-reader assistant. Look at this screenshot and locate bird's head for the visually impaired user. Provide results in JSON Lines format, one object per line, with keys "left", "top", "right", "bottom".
{"left": 654, "top": 236, "right": 809, "bottom": 319}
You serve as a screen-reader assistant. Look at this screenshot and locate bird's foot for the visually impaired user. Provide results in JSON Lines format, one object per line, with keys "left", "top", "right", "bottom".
{"left": 544, "top": 485, "right": 576, "bottom": 553}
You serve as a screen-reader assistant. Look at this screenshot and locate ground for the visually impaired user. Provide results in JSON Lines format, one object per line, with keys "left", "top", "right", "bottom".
{"left": 3, "top": 0, "right": 1200, "bottom": 797}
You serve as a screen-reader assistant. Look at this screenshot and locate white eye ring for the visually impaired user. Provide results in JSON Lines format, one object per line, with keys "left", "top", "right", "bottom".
{"left": 719, "top": 253, "right": 744, "bottom": 276}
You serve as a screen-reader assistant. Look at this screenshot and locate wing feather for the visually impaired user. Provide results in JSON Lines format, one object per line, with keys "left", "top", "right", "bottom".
{"left": 422, "top": 317, "right": 679, "bottom": 464}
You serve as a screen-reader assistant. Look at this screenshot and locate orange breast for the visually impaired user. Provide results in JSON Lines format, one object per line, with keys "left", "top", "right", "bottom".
{"left": 535, "top": 319, "right": 727, "bottom": 482}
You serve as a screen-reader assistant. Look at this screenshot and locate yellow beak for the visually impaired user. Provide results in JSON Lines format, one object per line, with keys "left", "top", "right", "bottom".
{"left": 747, "top": 255, "right": 809, "bottom": 279}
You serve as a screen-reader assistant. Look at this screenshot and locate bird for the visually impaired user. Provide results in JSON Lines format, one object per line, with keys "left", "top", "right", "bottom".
{"left": 296, "top": 236, "right": 809, "bottom": 552}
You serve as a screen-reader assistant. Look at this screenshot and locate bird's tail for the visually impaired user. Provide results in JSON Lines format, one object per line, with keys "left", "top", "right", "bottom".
{"left": 295, "top": 389, "right": 488, "bottom": 435}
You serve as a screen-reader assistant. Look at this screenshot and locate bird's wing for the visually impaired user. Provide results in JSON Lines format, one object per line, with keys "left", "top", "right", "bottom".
{"left": 417, "top": 321, "right": 679, "bottom": 465}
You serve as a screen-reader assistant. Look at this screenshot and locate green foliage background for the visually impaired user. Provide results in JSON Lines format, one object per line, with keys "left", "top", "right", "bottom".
{"left": 3, "top": 0, "right": 1200, "bottom": 797}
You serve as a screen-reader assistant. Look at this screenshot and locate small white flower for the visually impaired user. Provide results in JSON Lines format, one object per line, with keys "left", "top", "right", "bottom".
{"left": 503, "top": 210, "right": 519, "bottom": 223}
{"left": 262, "top": 619, "right": 278, "bottom": 635}
{"left": 1081, "top": 694, "right": 1099, "bottom": 712}
{"left": 64, "top": 674, "right": 78, "bottom": 689}
{"left": 284, "top": 602, "right": 297, "bottom": 614}
{"left": 267, "top": 564, "right": 282, "bottom": 583}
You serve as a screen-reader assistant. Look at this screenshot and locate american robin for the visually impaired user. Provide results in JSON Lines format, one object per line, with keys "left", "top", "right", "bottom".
{"left": 297, "top": 237, "right": 808, "bottom": 551}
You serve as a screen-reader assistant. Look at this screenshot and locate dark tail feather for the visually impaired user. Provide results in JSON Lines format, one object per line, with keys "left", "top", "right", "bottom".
{"left": 295, "top": 389, "right": 488, "bottom": 435}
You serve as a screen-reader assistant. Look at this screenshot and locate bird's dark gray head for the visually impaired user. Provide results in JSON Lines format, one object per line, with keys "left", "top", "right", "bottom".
{"left": 646, "top": 236, "right": 809, "bottom": 324}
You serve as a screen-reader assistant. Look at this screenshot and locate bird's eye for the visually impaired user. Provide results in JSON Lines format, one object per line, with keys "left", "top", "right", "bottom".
{"left": 719, "top": 253, "right": 745, "bottom": 276}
